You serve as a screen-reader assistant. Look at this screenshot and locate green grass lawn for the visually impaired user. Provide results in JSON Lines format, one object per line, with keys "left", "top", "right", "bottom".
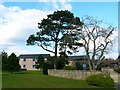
{"left": 2, "top": 71, "right": 116, "bottom": 90}
{"left": 2, "top": 71, "right": 99, "bottom": 88}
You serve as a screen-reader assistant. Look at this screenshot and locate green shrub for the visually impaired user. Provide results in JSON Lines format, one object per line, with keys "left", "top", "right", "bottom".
{"left": 86, "top": 74, "right": 115, "bottom": 88}
{"left": 63, "top": 66, "right": 73, "bottom": 70}
{"left": 75, "top": 62, "right": 83, "bottom": 70}
{"left": 96, "top": 62, "right": 106, "bottom": 70}
{"left": 114, "top": 68, "right": 120, "bottom": 73}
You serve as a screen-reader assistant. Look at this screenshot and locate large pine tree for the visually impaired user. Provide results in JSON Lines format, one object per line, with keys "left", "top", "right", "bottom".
{"left": 27, "top": 10, "right": 83, "bottom": 57}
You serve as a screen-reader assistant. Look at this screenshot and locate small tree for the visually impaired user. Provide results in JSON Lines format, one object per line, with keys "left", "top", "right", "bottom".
{"left": 47, "top": 56, "right": 55, "bottom": 69}
{"left": 56, "top": 52, "right": 69, "bottom": 69}
{"left": 7, "top": 53, "right": 20, "bottom": 73}
{"left": 35, "top": 55, "right": 44, "bottom": 71}
{"left": 35, "top": 55, "right": 50, "bottom": 75}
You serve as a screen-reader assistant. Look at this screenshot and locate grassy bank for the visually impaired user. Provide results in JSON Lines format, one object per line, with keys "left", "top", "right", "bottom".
{"left": 2, "top": 71, "right": 97, "bottom": 88}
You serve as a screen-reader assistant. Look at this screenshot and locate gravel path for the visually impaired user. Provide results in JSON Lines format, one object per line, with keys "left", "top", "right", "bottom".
{"left": 109, "top": 70, "right": 120, "bottom": 90}
{"left": 115, "top": 82, "right": 120, "bottom": 90}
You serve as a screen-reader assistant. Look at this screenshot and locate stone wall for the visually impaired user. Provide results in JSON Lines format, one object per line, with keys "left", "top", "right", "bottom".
{"left": 48, "top": 69, "right": 102, "bottom": 80}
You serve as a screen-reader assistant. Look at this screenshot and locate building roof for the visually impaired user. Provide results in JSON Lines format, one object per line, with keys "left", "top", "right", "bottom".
{"left": 19, "top": 54, "right": 87, "bottom": 61}
{"left": 19, "top": 54, "right": 50, "bottom": 59}
{"left": 68, "top": 56, "right": 87, "bottom": 61}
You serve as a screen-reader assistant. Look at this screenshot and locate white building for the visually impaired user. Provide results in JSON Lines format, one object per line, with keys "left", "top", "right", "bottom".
{"left": 19, "top": 54, "right": 50, "bottom": 70}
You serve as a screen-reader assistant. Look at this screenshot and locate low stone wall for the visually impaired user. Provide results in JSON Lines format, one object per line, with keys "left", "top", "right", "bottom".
{"left": 48, "top": 69, "right": 102, "bottom": 80}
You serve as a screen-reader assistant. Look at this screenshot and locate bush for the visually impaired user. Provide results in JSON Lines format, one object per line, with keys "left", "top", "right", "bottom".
{"left": 63, "top": 66, "right": 73, "bottom": 70}
{"left": 114, "top": 68, "right": 120, "bottom": 73}
{"left": 86, "top": 74, "right": 115, "bottom": 88}
{"left": 75, "top": 62, "right": 83, "bottom": 70}
{"left": 96, "top": 62, "right": 104, "bottom": 70}
{"left": 56, "top": 56, "right": 68, "bottom": 69}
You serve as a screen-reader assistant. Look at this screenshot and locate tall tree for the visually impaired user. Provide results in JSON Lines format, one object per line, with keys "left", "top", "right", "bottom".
{"left": 2, "top": 50, "right": 8, "bottom": 70}
{"left": 74, "top": 16, "right": 116, "bottom": 71}
{"left": 27, "top": 10, "right": 83, "bottom": 68}
{"left": 7, "top": 53, "right": 20, "bottom": 73}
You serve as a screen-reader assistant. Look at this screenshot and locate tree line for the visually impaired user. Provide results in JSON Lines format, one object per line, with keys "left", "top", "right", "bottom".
{"left": 1, "top": 51, "right": 68, "bottom": 74}
{"left": 2, "top": 51, "right": 20, "bottom": 73}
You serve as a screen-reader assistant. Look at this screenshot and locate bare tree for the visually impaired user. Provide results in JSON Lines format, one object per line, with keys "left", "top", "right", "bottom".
{"left": 75, "top": 16, "right": 116, "bottom": 71}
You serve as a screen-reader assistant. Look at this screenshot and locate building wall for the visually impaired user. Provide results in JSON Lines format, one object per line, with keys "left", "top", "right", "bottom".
{"left": 68, "top": 61, "right": 77, "bottom": 67}
{"left": 19, "top": 58, "right": 38, "bottom": 70}
{"left": 19, "top": 58, "right": 47, "bottom": 70}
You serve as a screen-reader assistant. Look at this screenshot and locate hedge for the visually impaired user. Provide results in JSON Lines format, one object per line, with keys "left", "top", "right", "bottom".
{"left": 63, "top": 66, "right": 73, "bottom": 70}
{"left": 86, "top": 74, "right": 115, "bottom": 88}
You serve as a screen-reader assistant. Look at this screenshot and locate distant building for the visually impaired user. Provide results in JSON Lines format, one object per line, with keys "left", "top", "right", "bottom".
{"left": 19, "top": 54, "right": 88, "bottom": 70}
{"left": 116, "top": 54, "right": 120, "bottom": 68}
{"left": 103, "top": 60, "right": 119, "bottom": 67}
{"left": 19, "top": 54, "right": 50, "bottom": 70}
{"left": 68, "top": 55, "right": 87, "bottom": 67}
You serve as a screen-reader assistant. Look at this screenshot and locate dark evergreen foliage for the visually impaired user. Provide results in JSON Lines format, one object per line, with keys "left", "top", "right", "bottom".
{"left": 7, "top": 53, "right": 20, "bottom": 73}
{"left": 35, "top": 55, "right": 44, "bottom": 70}
{"left": 2, "top": 51, "right": 8, "bottom": 70}
{"left": 27, "top": 10, "right": 83, "bottom": 68}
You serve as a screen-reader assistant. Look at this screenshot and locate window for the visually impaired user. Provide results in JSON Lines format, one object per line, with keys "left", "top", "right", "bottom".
{"left": 23, "top": 58, "right": 26, "bottom": 61}
{"left": 23, "top": 65, "right": 26, "bottom": 68}
{"left": 33, "top": 58, "right": 35, "bottom": 61}
{"left": 33, "top": 65, "right": 35, "bottom": 68}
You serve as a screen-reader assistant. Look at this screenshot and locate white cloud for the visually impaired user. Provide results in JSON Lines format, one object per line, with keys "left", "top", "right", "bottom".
{"left": 105, "top": 52, "right": 118, "bottom": 60}
{"left": 0, "top": 1, "right": 73, "bottom": 56}
{"left": 0, "top": 4, "right": 51, "bottom": 55}
{"left": 7, "top": 46, "right": 29, "bottom": 56}
{"left": 59, "top": 0, "right": 72, "bottom": 11}
{"left": 46, "top": 0, "right": 72, "bottom": 11}
{"left": 1, "top": 1, "right": 117, "bottom": 59}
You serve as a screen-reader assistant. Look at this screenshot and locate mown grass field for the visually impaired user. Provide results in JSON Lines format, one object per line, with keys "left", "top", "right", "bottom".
{"left": 2, "top": 71, "right": 116, "bottom": 90}
{"left": 2, "top": 71, "right": 98, "bottom": 88}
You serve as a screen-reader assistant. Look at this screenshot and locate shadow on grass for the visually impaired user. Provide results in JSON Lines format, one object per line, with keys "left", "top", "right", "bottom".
{"left": 13, "top": 71, "right": 29, "bottom": 74}
{"left": 2, "top": 71, "right": 29, "bottom": 75}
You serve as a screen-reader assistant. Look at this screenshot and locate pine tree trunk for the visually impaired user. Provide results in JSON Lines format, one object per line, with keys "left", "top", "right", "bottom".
{"left": 54, "top": 41, "right": 58, "bottom": 69}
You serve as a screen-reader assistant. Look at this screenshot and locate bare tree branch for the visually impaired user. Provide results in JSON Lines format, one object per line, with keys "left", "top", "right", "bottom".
{"left": 77, "top": 16, "right": 116, "bottom": 71}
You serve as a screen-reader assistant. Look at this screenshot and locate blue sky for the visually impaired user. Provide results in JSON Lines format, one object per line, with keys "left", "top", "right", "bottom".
{"left": 0, "top": 1, "right": 118, "bottom": 59}
{"left": 3, "top": 2, "right": 118, "bottom": 26}
{"left": 71, "top": 2, "right": 118, "bottom": 26}
{"left": 3, "top": 2, "right": 118, "bottom": 25}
